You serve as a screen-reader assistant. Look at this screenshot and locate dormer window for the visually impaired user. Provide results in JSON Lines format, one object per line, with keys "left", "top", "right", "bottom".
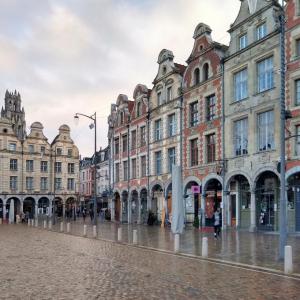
{"left": 239, "top": 34, "right": 248, "bottom": 50}
{"left": 28, "top": 144, "right": 34, "bottom": 153}
{"left": 256, "top": 22, "right": 267, "bottom": 40}
{"left": 199, "top": 45, "right": 203, "bottom": 51}
{"left": 162, "top": 66, "right": 167, "bottom": 75}
{"left": 167, "top": 86, "right": 172, "bottom": 102}
{"left": 120, "top": 112, "right": 124, "bottom": 124}
{"left": 56, "top": 148, "right": 62, "bottom": 155}
{"left": 157, "top": 92, "right": 162, "bottom": 105}
{"left": 137, "top": 102, "right": 142, "bottom": 117}
{"left": 203, "top": 63, "right": 209, "bottom": 81}
{"left": 194, "top": 68, "right": 200, "bottom": 85}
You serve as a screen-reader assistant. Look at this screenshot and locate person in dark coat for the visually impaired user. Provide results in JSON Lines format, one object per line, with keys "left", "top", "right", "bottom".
{"left": 213, "top": 208, "right": 222, "bottom": 239}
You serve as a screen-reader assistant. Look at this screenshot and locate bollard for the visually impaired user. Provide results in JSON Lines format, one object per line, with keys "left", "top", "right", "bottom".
{"left": 35, "top": 219, "right": 38, "bottom": 227}
{"left": 284, "top": 245, "right": 293, "bottom": 274}
{"left": 93, "top": 225, "right": 97, "bottom": 238}
{"left": 60, "top": 222, "right": 64, "bottom": 232}
{"left": 31, "top": 219, "right": 34, "bottom": 227}
{"left": 43, "top": 220, "right": 47, "bottom": 229}
{"left": 202, "top": 237, "right": 208, "bottom": 258}
{"left": 133, "top": 229, "right": 138, "bottom": 245}
{"left": 174, "top": 234, "right": 180, "bottom": 253}
{"left": 48, "top": 220, "right": 52, "bottom": 230}
{"left": 117, "top": 227, "right": 122, "bottom": 242}
{"left": 0, "top": 218, "right": 2, "bottom": 225}
{"left": 28, "top": 219, "right": 31, "bottom": 227}
{"left": 83, "top": 224, "right": 87, "bottom": 237}
{"left": 67, "top": 222, "right": 70, "bottom": 233}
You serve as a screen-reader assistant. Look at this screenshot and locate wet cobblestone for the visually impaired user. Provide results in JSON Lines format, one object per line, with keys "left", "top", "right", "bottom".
{"left": 0, "top": 224, "right": 299, "bottom": 299}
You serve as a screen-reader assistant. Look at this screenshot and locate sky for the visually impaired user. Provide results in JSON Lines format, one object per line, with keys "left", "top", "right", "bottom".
{"left": 0, "top": 0, "right": 240, "bottom": 157}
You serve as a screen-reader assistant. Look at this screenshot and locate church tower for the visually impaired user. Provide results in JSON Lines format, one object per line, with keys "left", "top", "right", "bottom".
{"left": 1, "top": 90, "right": 26, "bottom": 140}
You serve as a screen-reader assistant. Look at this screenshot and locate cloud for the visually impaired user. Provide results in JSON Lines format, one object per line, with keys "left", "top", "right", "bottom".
{"left": 0, "top": 0, "right": 240, "bottom": 157}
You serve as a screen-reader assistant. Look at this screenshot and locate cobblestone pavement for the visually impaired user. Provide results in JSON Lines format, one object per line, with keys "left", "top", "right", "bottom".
{"left": 0, "top": 225, "right": 299, "bottom": 300}
{"left": 47, "top": 218, "right": 300, "bottom": 274}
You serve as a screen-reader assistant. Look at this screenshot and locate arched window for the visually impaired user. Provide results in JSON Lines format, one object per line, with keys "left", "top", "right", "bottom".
{"left": 194, "top": 68, "right": 200, "bottom": 85}
{"left": 137, "top": 102, "right": 142, "bottom": 117}
{"left": 203, "top": 63, "right": 209, "bottom": 81}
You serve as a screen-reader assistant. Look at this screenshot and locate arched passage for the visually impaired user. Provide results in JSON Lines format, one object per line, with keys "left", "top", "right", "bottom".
{"left": 140, "top": 188, "right": 148, "bottom": 224}
{"left": 114, "top": 192, "right": 121, "bottom": 222}
{"left": 54, "top": 197, "right": 63, "bottom": 217}
{"left": 6, "top": 198, "right": 21, "bottom": 222}
{"left": 184, "top": 181, "right": 200, "bottom": 224}
{"left": 121, "top": 191, "right": 128, "bottom": 223}
{"left": 66, "top": 197, "right": 76, "bottom": 219}
{"left": 23, "top": 197, "right": 35, "bottom": 219}
{"left": 152, "top": 184, "right": 163, "bottom": 222}
{"left": 226, "top": 174, "right": 251, "bottom": 229}
{"left": 203, "top": 178, "right": 222, "bottom": 226}
{"left": 254, "top": 171, "right": 280, "bottom": 231}
{"left": 165, "top": 183, "right": 172, "bottom": 224}
{"left": 131, "top": 190, "right": 139, "bottom": 224}
{"left": 0, "top": 199, "right": 3, "bottom": 219}
{"left": 38, "top": 197, "right": 50, "bottom": 215}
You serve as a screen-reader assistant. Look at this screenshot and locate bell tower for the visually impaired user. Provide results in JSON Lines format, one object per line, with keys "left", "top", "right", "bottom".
{"left": 1, "top": 90, "right": 26, "bottom": 140}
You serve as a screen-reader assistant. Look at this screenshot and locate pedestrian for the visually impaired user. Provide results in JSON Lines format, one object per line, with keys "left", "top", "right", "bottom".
{"left": 89, "top": 208, "right": 94, "bottom": 222}
{"left": 82, "top": 208, "right": 86, "bottom": 223}
{"left": 213, "top": 208, "right": 221, "bottom": 239}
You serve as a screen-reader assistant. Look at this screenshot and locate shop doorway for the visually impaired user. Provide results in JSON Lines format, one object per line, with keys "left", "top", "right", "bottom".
{"left": 23, "top": 198, "right": 35, "bottom": 218}
{"left": 114, "top": 192, "right": 120, "bottom": 222}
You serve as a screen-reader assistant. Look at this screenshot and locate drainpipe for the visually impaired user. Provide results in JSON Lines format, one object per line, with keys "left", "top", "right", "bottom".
{"left": 221, "top": 58, "right": 227, "bottom": 229}
{"left": 147, "top": 100, "right": 151, "bottom": 212}
{"left": 127, "top": 123, "right": 130, "bottom": 223}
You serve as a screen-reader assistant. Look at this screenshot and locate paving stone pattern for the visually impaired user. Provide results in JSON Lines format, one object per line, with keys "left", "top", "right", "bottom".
{"left": 0, "top": 224, "right": 299, "bottom": 300}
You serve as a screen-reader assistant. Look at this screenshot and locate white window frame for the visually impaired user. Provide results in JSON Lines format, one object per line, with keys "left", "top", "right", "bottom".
{"left": 257, "top": 57, "right": 273, "bottom": 93}
{"left": 239, "top": 34, "right": 248, "bottom": 50}
{"left": 234, "top": 118, "right": 248, "bottom": 156}
{"left": 256, "top": 22, "right": 267, "bottom": 40}
{"left": 234, "top": 68, "right": 248, "bottom": 101}
{"left": 258, "top": 110, "right": 275, "bottom": 151}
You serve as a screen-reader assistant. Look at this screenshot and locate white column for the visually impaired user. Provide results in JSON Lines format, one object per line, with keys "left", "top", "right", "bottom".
{"left": 222, "top": 192, "right": 227, "bottom": 229}
{"left": 120, "top": 200, "right": 123, "bottom": 223}
{"left": 20, "top": 200, "right": 24, "bottom": 216}
{"left": 137, "top": 197, "right": 141, "bottom": 224}
{"left": 2, "top": 200, "right": 6, "bottom": 221}
{"left": 249, "top": 190, "right": 256, "bottom": 232}
{"left": 35, "top": 203, "right": 38, "bottom": 219}
{"left": 63, "top": 203, "right": 66, "bottom": 219}
{"left": 128, "top": 194, "right": 131, "bottom": 224}
{"left": 201, "top": 194, "right": 205, "bottom": 227}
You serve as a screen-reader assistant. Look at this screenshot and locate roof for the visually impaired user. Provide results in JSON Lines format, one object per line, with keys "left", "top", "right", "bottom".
{"left": 174, "top": 63, "right": 186, "bottom": 75}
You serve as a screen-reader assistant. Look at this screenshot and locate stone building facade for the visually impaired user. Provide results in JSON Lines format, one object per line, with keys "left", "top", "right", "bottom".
{"left": 0, "top": 91, "right": 79, "bottom": 222}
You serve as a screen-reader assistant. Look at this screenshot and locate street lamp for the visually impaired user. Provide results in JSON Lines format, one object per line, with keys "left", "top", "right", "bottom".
{"left": 74, "top": 112, "right": 97, "bottom": 225}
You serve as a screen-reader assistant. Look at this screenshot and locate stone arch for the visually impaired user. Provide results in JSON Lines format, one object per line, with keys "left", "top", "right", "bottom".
{"left": 184, "top": 176, "right": 201, "bottom": 192}
{"left": 150, "top": 180, "right": 164, "bottom": 193}
{"left": 0, "top": 198, "right": 3, "bottom": 219}
{"left": 286, "top": 166, "right": 300, "bottom": 183}
{"left": 253, "top": 166, "right": 280, "bottom": 189}
{"left": 225, "top": 170, "right": 253, "bottom": 191}
{"left": 6, "top": 197, "right": 21, "bottom": 221}
{"left": 202, "top": 174, "right": 223, "bottom": 193}
{"left": 193, "top": 68, "right": 200, "bottom": 85}
{"left": 23, "top": 197, "right": 36, "bottom": 218}
{"left": 38, "top": 197, "right": 50, "bottom": 215}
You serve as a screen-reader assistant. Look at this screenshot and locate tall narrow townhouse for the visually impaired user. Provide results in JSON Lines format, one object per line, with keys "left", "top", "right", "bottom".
{"left": 285, "top": 0, "right": 300, "bottom": 233}
{"left": 109, "top": 95, "right": 134, "bottom": 223}
{"left": 224, "top": 0, "right": 281, "bottom": 232}
{"left": 149, "top": 49, "right": 186, "bottom": 223}
{"left": 183, "top": 23, "right": 227, "bottom": 226}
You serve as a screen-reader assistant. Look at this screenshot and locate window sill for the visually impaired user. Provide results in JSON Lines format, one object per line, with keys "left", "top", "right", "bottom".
{"left": 254, "top": 86, "right": 276, "bottom": 96}
{"left": 254, "top": 149, "right": 276, "bottom": 155}
{"left": 229, "top": 97, "right": 249, "bottom": 105}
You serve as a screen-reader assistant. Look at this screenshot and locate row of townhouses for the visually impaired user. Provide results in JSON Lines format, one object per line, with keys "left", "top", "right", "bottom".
{"left": 0, "top": 90, "right": 80, "bottom": 221}
{"left": 107, "top": 0, "right": 300, "bottom": 233}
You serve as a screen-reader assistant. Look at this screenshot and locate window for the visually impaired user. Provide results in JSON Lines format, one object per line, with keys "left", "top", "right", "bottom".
{"left": 9, "top": 143, "right": 16, "bottom": 151}
{"left": 41, "top": 146, "right": 46, "bottom": 154}
{"left": 41, "top": 161, "right": 48, "bottom": 172}
{"left": 257, "top": 57, "right": 273, "bottom": 92}
{"left": 26, "top": 160, "right": 34, "bottom": 172}
{"left": 56, "top": 148, "right": 62, "bottom": 155}
{"left": 155, "top": 119, "right": 162, "bottom": 141}
{"left": 206, "top": 94, "right": 216, "bottom": 121}
{"left": 190, "top": 102, "right": 199, "bottom": 127}
{"left": 141, "top": 156, "right": 147, "bottom": 177}
{"left": 40, "top": 177, "right": 48, "bottom": 190}
{"left": 190, "top": 139, "right": 198, "bottom": 166}
{"left": 203, "top": 63, "right": 209, "bottom": 81}
{"left": 168, "top": 147, "right": 176, "bottom": 172}
{"left": 140, "top": 126, "right": 146, "bottom": 147}
{"left": 168, "top": 113, "right": 176, "bottom": 137}
{"left": 295, "top": 125, "right": 300, "bottom": 156}
{"left": 131, "top": 158, "right": 137, "bottom": 179}
{"left": 68, "top": 163, "right": 75, "bottom": 174}
{"left": 26, "top": 177, "right": 34, "bottom": 190}
{"left": 155, "top": 151, "right": 162, "bottom": 175}
{"left": 167, "top": 86, "right": 172, "bottom": 101}
{"left": 115, "top": 163, "right": 120, "bottom": 182}
{"left": 256, "top": 23, "right": 267, "bottom": 40}
{"left": 10, "top": 159, "right": 18, "bottom": 171}
{"left": 206, "top": 134, "right": 216, "bottom": 163}
{"left": 234, "top": 118, "right": 248, "bottom": 156}
{"left": 115, "top": 138, "right": 119, "bottom": 155}
{"left": 239, "top": 34, "right": 247, "bottom": 50}
{"left": 295, "top": 79, "right": 300, "bottom": 106}
{"left": 131, "top": 130, "right": 136, "bottom": 150}
{"left": 258, "top": 111, "right": 275, "bottom": 151}
{"left": 67, "top": 178, "right": 75, "bottom": 190}
{"left": 55, "top": 162, "right": 62, "bottom": 173}
{"left": 194, "top": 68, "right": 200, "bottom": 85}
{"left": 157, "top": 92, "right": 162, "bottom": 105}
{"left": 122, "top": 134, "right": 128, "bottom": 153}
{"left": 67, "top": 149, "right": 73, "bottom": 157}
{"left": 234, "top": 68, "right": 248, "bottom": 101}
{"left": 10, "top": 176, "right": 17, "bottom": 190}
{"left": 296, "top": 39, "right": 300, "bottom": 57}
{"left": 55, "top": 178, "right": 62, "bottom": 190}
{"left": 82, "top": 172, "right": 85, "bottom": 181}
{"left": 137, "top": 102, "right": 142, "bottom": 117}
{"left": 123, "top": 161, "right": 128, "bottom": 181}
{"left": 28, "top": 144, "right": 34, "bottom": 153}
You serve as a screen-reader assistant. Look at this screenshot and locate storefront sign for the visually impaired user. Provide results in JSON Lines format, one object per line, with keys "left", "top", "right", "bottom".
{"left": 191, "top": 186, "right": 201, "bottom": 194}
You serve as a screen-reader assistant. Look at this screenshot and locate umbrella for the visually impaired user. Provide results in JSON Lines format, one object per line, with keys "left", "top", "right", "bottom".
{"left": 9, "top": 200, "right": 14, "bottom": 224}
{"left": 171, "top": 165, "right": 184, "bottom": 234}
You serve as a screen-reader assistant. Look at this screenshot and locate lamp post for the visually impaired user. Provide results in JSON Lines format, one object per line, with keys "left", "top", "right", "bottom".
{"left": 74, "top": 112, "right": 97, "bottom": 225}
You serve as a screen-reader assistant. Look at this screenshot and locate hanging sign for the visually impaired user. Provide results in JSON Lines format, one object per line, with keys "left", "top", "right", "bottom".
{"left": 191, "top": 186, "right": 201, "bottom": 194}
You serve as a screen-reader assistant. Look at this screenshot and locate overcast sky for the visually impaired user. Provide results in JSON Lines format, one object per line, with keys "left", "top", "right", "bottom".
{"left": 0, "top": 0, "right": 240, "bottom": 157}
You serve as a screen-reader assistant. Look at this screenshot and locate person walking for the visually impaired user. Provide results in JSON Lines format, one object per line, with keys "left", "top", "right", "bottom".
{"left": 82, "top": 208, "right": 86, "bottom": 223}
{"left": 213, "top": 208, "right": 221, "bottom": 239}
